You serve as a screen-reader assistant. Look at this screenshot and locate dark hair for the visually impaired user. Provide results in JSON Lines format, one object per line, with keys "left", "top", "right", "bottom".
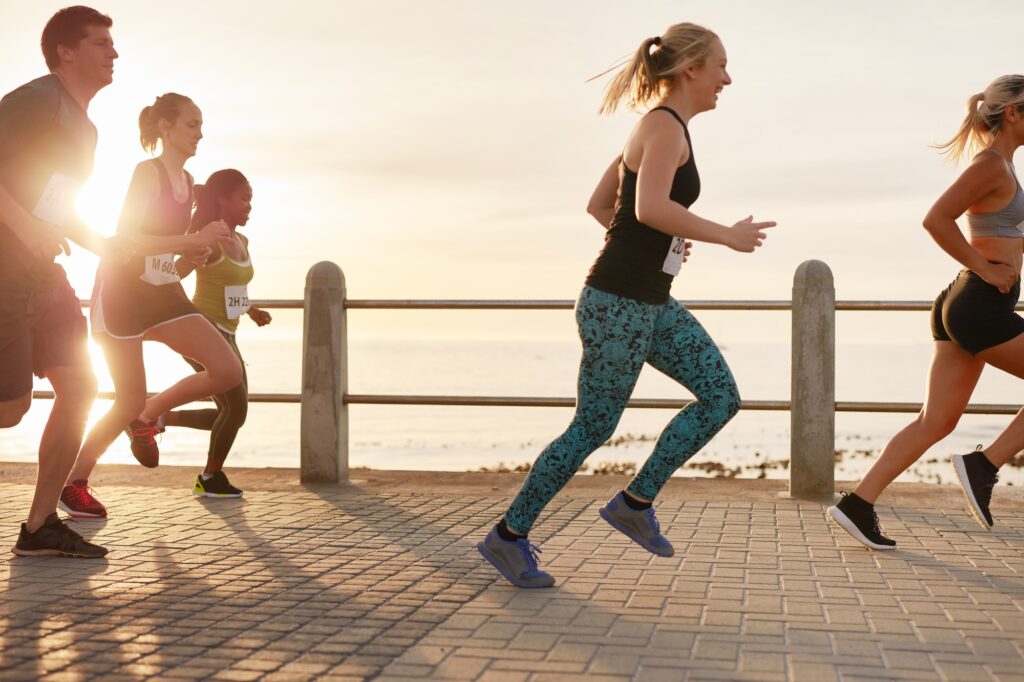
{"left": 41, "top": 6, "right": 113, "bottom": 71}
{"left": 190, "top": 169, "right": 250, "bottom": 232}
{"left": 138, "top": 93, "right": 194, "bottom": 153}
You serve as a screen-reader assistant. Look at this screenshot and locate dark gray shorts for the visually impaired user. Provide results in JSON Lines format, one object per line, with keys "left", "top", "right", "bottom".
{"left": 0, "top": 276, "right": 90, "bottom": 401}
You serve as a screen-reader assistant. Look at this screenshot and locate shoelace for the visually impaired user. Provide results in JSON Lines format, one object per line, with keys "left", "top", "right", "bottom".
{"left": 841, "top": 491, "right": 884, "bottom": 538}
{"left": 66, "top": 484, "right": 98, "bottom": 507}
{"left": 645, "top": 507, "right": 661, "bottom": 535}
{"left": 131, "top": 423, "right": 160, "bottom": 443}
{"left": 972, "top": 446, "right": 998, "bottom": 507}
{"left": 979, "top": 472, "right": 999, "bottom": 507}
{"left": 516, "top": 539, "right": 543, "bottom": 571}
{"left": 54, "top": 520, "right": 88, "bottom": 551}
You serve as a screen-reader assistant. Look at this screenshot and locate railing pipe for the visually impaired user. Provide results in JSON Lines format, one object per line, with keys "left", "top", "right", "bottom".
{"left": 50, "top": 277, "right": 1022, "bottom": 491}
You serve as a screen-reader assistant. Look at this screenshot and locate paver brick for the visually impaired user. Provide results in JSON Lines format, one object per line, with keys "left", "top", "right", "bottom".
{"left": 2, "top": 477, "right": 1023, "bottom": 681}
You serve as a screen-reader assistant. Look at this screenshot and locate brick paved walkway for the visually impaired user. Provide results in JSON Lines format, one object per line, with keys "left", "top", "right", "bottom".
{"left": 1, "top": 466, "right": 1023, "bottom": 681}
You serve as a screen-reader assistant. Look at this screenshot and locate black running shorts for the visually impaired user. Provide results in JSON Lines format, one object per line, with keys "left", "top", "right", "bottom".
{"left": 931, "top": 269, "right": 1024, "bottom": 355}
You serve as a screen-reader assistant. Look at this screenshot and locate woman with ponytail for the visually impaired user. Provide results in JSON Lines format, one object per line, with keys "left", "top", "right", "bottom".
{"left": 158, "top": 169, "right": 271, "bottom": 498}
{"left": 59, "top": 94, "right": 242, "bottom": 518}
{"left": 828, "top": 76, "right": 1024, "bottom": 550}
{"left": 477, "top": 23, "right": 775, "bottom": 588}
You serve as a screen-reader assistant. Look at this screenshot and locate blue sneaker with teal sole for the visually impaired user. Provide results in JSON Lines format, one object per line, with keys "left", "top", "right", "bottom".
{"left": 599, "top": 491, "right": 674, "bottom": 557}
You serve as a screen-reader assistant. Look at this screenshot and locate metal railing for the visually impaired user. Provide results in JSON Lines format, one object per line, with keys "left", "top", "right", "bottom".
{"left": 31, "top": 261, "right": 1024, "bottom": 498}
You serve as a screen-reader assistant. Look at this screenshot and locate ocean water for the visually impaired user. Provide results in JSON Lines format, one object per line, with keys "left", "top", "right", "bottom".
{"left": 5, "top": 308, "right": 1024, "bottom": 486}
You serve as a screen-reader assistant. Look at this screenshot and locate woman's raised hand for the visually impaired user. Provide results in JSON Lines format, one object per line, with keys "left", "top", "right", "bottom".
{"left": 726, "top": 215, "right": 775, "bottom": 253}
{"left": 195, "top": 220, "right": 231, "bottom": 247}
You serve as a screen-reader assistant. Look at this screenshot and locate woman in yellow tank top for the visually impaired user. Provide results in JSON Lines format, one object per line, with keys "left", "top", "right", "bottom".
{"left": 163, "top": 169, "right": 271, "bottom": 497}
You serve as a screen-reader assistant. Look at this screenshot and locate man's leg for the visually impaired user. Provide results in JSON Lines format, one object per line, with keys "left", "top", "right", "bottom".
{"left": 0, "top": 391, "right": 32, "bottom": 427}
{"left": 28, "top": 364, "right": 97, "bottom": 531}
{"left": 26, "top": 283, "right": 97, "bottom": 531}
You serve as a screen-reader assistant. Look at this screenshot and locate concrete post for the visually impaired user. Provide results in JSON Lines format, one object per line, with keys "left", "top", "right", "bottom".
{"left": 301, "top": 261, "right": 348, "bottom": 483}
{"left": 790, "top": 260, "right": 835, "bottom": 499}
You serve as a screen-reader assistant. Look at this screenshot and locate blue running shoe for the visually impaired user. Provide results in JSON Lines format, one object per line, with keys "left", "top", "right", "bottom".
{"left": 477, "top": 525, "right": 555, "bottom": 588}
{"left": 599, "top": 491, "right": 674, "bottom": 557}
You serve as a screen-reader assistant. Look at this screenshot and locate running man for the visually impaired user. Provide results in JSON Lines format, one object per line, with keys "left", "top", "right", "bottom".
{"left": 2, "top": 6, "right": 126, "bottom": 558}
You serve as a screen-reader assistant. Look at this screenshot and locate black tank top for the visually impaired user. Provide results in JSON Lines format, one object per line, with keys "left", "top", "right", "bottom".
{"left": 585, "top": 106, "right": 700, "bottom": 304}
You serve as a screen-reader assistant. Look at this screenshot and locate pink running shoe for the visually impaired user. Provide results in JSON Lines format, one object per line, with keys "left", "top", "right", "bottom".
{"left": 124, "top": 418, "right": 160, "bottom": 467}
{"left": 58, "top": 480, "right": 107, "bottom": 518}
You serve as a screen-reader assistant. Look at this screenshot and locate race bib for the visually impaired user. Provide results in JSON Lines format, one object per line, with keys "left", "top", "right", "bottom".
{"left": 661, "top": 237, "right": 686, "bottom": 276}
{"left": 32, "top": 173, "right": 78, "bottom": 227}
{"left": 225, "top": 285, "right": 250, "bottom": 320}
{"left": 140, "top": 253, "right": 180, "bottom": 285}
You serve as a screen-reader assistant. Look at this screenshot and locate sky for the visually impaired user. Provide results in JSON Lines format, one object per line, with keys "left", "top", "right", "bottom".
{"left": 2, "top": 1, "right": 1023, "bottom": 344}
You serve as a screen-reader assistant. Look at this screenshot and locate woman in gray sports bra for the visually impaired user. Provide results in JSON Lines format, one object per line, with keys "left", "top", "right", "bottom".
{"left": 828, "top": 75, "right": 1024, "bottom": 550}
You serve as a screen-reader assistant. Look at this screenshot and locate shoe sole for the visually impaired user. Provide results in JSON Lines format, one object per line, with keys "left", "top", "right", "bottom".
{"left": 476, "top": 542, "right": 554, "bottom": 588}
{"left": 826, "top": 506, "right": 896, "bottom": 551}
{"left": 11, "top": 547, "right": 107, "bottom": 558}
{"left": 192, "top": 491, "right": 243, "bottom": 498}
{"left": 951, "top": 455, "right": 993, "bottom": 530}
{"left": 57, "top": 502, "right": 106, "bottom": 519}
{"left": 132, "top": 453, "right": 159, "bottom": 468}
{"left": 598, "top": 507, "right": 674, "bottom": 557}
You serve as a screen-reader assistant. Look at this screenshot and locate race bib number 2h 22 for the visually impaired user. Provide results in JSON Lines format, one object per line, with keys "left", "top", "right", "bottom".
{"left": 225, "top": 285, "right": 250, "bottom": 320}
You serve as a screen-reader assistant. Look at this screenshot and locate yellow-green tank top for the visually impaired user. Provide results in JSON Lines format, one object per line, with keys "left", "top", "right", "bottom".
{"left": 192, "top": 242, "right": 254, "bottom": 334}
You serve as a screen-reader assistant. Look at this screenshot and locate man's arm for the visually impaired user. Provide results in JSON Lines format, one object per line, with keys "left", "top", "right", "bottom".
{"left": 0, "top": 181, "right": 68, "bottom": 261}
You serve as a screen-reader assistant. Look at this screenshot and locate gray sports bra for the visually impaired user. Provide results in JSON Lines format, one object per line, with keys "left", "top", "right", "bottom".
{"left": 966, "top": 153, "right": 1024, "bottom": 238}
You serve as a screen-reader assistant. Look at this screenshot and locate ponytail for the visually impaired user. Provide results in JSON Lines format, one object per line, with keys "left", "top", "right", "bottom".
{"left": 189, "top": 169, "right": 249, "bottom": 233}
{"left": 596, "top": 23, "right": 717, "bottom": 115}
{"left": 598, "top": 37, "right": 662, "bottom": 115}
{"left": 936, "top": 76, "right": 1024, "bottom": 164}
{"left": 138, "top": 93, "right": 194, "bottom": 153}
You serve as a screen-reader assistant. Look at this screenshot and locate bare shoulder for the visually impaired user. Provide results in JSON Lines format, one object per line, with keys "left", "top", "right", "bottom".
{"left": 626, "top": 108, "right": 689, "bottom": 168}
{"left": 128, "top": 160, "right": 160, "bottom": 198}
{"left": 965, "top": 150, "right": 1014, "bottom": 184}
{"left": 637, "top": 108, "right": 686, "bottom": 138}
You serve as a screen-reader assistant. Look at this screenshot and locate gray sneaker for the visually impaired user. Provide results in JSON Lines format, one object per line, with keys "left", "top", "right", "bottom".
{"left": 599, "top": 491, "right": 674, "bottom": 557}
{"left": 477, "top": 525, "right": 555, "bottom": 588}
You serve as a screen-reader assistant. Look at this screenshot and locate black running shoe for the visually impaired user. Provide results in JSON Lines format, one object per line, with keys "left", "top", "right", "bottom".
{"left": 826, "top": 492, "right": 896, "bottom": 550}
{"left": 192, "top": 471, "right": 243, "bottom": 498}
{"left": 952, "top": 447, "right": 998, "bottom": 529}
{"left": 12, "top": 513, "right": 108, "bottom": 558}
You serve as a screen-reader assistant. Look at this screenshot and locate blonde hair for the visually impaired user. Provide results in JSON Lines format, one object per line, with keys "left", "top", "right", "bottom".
{"left": 937, "top": 75, "right": 1024, "bottom": 163}
{"left": 597, "top": 23, "right": 719, "bottom": 115}
{"left": 138, "top": 93, "right": 195, "bottom": 153}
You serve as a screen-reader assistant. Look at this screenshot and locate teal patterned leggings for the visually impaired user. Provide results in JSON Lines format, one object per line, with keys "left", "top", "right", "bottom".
{"left": 504, "top": 286, "right": 741, "bottom": 534}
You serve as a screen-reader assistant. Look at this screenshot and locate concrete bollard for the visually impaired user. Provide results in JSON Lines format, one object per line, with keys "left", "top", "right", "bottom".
{"left": 301, "top": 261, "right": 348, "bottom": 483}
{"left": 790, "top": 260, "right": 835, "bottom": 500}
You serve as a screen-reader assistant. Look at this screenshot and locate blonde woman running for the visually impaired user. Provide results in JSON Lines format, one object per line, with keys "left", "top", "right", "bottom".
{"left": 829, "top": 76, "right": 1024, "bottom": 549}
{"left": 60, "top": 94, "right": 240, "bottom": 518}
{"left": 477, "top": 23, "right": 774, "bottom": 588}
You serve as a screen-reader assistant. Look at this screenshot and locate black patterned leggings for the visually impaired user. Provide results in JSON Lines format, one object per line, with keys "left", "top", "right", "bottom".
{"left": 164, "top": 330, "right": 248, "bottom": 472}
{"left": 504, "top": 286, "right": 741, "bottom": 534}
